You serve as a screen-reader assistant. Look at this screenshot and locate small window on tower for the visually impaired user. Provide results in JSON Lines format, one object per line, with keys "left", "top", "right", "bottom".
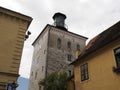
{"left": 77, "top": 44, "right": 80, "bottom": 51}
{"left": 67, "top": 41, "right": 71, "bottom": 49}
{"left": 67, "top": 54, "right": 72, "bottom": 61}
{"left": 42, "top": 66, "right": 44, "bottom": 72}
{"left": 31, "top": 71, "right": 33, "bottom": 76}
{"left": 68, "top": 70, "right": 72, "bottom": 77}
{"left": 57, "top": 38, "right": 61, "bottom": 49}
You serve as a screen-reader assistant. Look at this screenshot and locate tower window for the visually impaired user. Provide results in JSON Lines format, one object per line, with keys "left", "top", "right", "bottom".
{"left": 57, "top": 38, "right": 61, "bottom": 49}
{"left": 80, "top": 63, "right": 89, "bottom": 81}
{"left": 67, "top": 41, "right": 71, "bottom": 49}
{"left": 31, "top": 71, "right": 33, "bottom": 76}
{"left": 68, "top": 70, "right": 72, "bottom": 77}
{"left": 67, "top": 54, "right": 72, "bottom": 61}
{"left": 42, "top": 66, "right": 44, "bottom": 72}
{"left": 39, "top": 86, "right": 42, "bottom": 90}
{"left": 77, "top": 44, "right": 80, "bottom": 51}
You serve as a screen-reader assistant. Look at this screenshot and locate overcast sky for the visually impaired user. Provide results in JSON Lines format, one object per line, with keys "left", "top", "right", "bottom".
{"left": 0, "top": 0, "right": 120, "bottom": 78}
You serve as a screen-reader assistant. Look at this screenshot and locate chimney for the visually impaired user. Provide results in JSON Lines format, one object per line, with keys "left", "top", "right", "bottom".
{"left": 53, "top": 12, "right": 67, "bottom": 30}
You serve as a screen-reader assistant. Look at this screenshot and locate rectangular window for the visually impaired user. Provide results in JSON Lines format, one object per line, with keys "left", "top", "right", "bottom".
{"left": 67, "top": 41, "right": 71, "bottom": 49}
{"left": 80, "top": 63, "right": 89, "bottom": 81}
{"left": 31, "top": 71, "right": 33, "bottom": 76}
{"left": 67, "top": 54, "right": 72, "bottom": 61}
{"left": 39, "top": 86, "right": 42, "bottom": 90}
{"left": 68, "top": 70, "right": 72, "bottom": 77}
{"left": 114, "top": 47, "right": 120, "bottom": 67}
{"left": 42, "top": 66, "right": 44, "bottom": 72}
{"left": 77, "top": 44, "right": 80, "bottom": 51}
{"left": 57, "top": 38, "right": 61, "bottom": 49}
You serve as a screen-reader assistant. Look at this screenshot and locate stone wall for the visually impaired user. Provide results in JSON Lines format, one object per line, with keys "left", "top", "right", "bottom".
{"left": 46, "top": 27, "right": 87, "bottom": 76}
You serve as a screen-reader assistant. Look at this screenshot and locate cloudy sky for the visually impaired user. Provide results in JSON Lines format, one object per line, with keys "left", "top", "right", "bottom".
{"left": 0, "top": 0, "right": 120, "bottom": 78}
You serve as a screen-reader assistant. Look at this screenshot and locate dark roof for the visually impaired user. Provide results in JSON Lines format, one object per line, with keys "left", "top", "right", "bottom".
{"left": 52, "top": 12, "right": 66, "bottom": 20}
{"left": 71, "top": 21, "right": 120, "bottom": 65}
{"left": 32, "top": 24, "right": 88, "bottom": 45}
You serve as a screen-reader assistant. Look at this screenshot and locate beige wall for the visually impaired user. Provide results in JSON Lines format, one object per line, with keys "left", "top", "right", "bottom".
{"left": 0, "top": 7, "right": 32, "bottom": 90}
{"left": 74, "top": 38, "right": 120, "bottom": 90}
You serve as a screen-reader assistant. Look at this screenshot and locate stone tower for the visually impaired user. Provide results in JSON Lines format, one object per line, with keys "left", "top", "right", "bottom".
{"left": 29, "top": 12, "right": 87, "bottom": 90}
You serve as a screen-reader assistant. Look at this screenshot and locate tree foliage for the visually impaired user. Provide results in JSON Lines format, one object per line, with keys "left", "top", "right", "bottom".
{"left": 39, "top": 71, "right": 68, "bottom": 90}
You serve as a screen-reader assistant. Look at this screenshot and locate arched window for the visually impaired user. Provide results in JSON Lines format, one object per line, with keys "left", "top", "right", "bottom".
{"left": 57, "top": 38, "right": 61, "bottom": 49}
{"left": 77, "top": 44, "right": 80, "bottom": 51}
{"left": 67, "top": 41, "right": 71, "bottom": 49}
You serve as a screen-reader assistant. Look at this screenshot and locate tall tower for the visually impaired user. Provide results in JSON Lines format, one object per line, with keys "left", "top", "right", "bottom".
{"left": 29, "top": 12, "right": 87, "bottom": 90}
{"left": 0, "top": 7, "right": 32, "bottom": 90}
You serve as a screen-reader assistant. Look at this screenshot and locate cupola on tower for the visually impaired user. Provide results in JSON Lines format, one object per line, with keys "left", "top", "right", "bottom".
{"left": 53, "top": 12, "right": 67, "bottom": 30}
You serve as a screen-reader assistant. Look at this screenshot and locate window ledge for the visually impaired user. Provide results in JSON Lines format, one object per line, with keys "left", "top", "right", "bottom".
{"left": 113, "top": 67, "right": 120, "bottom": 73}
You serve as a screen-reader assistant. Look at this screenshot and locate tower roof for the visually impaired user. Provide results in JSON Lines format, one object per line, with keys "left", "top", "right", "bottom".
{"left": 52, "top": 12, "right": 66, "bottom": 20}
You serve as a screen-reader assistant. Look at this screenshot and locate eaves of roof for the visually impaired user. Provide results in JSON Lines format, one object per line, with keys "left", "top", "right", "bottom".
{"left": 71, "top": 21, "right": 120, "bottom": 65}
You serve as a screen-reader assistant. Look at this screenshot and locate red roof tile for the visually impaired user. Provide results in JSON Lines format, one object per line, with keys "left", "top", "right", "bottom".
{"left": 71, "top": 21, "right": 120, "bottom": 65}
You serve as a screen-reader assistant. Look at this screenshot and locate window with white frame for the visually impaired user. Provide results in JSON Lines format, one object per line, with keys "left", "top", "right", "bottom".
{"left": 80, "top": 63, "right": 89, "bottom": 81}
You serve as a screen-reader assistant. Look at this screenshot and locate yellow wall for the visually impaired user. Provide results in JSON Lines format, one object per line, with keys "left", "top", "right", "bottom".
{"left": 67, "top": 77, "right": 75, "bottom": 90}
{"left": 0, "top": 7, "right": 32, "bottom": 90}
{"left": 74, "top": 38, "right": 120, "bottom": 90}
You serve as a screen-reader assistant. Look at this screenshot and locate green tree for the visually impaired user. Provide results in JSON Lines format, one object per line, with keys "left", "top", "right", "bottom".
{"left": 39, "top": 71, "right": 68, "bottom": 90}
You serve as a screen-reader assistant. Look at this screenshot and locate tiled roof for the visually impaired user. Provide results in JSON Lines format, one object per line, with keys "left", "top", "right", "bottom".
{"left": 71, "top": 21, "right": 120, "bottom": 65}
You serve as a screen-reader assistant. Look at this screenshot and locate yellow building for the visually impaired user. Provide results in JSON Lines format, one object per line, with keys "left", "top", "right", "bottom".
{"left": 67, "top": 75, "right": 75, "bottom": 90}
{"left": 0, "top": 7, "right": 32, "bottom": 90}
{"left": 71, "top": 21, "right": 120, "bottom": 90}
